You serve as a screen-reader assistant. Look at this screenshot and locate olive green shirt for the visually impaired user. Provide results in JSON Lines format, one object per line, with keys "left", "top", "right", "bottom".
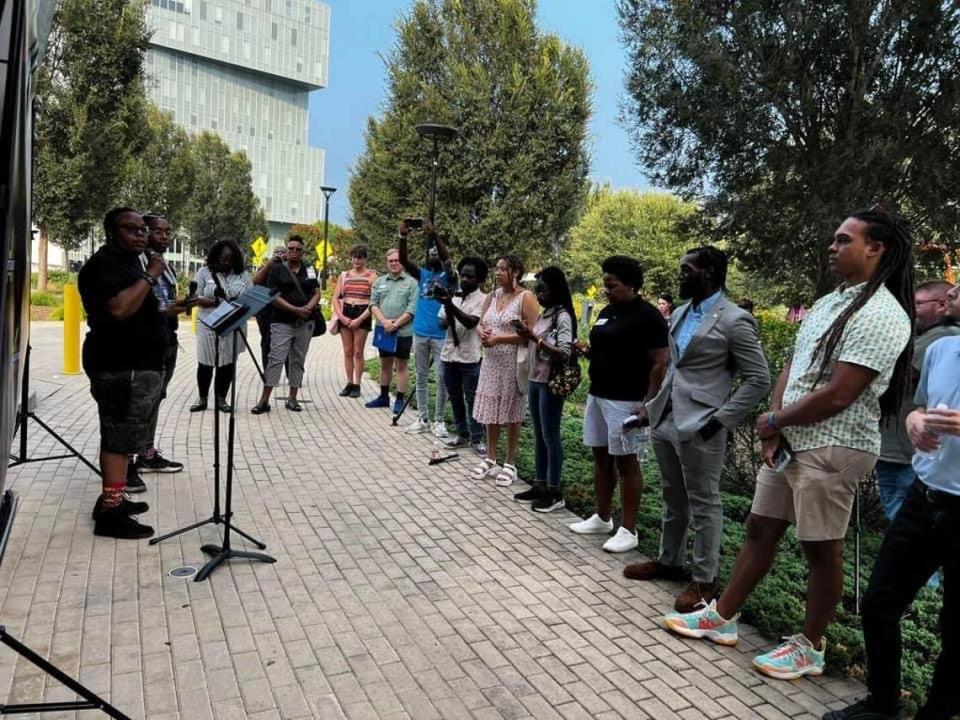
{"left": 370, "top": 272, "right": 419, "bottom": 338}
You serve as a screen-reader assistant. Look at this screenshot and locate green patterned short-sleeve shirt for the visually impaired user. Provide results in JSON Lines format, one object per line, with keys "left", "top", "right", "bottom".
{"left": 782, "top": 283, "right": 911, "bottom": 455}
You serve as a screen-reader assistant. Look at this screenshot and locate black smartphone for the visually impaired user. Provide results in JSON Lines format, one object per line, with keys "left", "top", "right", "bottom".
{"left": 404, "top": 217, "right": 424, "bottom": 229}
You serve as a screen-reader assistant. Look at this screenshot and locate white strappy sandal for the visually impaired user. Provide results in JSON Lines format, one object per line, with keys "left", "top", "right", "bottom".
{"left": 495, "top": 464, "right": 518, "bottom": 487}
{"left": 470, "top": 458, "right": 499, "bottom": 481}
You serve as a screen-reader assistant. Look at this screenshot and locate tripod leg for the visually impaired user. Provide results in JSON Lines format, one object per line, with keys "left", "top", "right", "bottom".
{"left": 148, "top": 516, "right": 219, "bottom": 546}
{"left": 238, "top": 329, "right": 265, "bottom": 383}
{"left": 26, "top": 414, "right": 101, "bottom": 477}
{"left": 224, "top": 522, "right": 267, "bottom": 549}
{"left": 0, "top": 626, "right": 133, "bottom": 719}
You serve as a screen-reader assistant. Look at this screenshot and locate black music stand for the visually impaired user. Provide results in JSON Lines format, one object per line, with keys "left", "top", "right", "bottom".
{"left": 150, "top": 287, "right": 277, "bottom": 582}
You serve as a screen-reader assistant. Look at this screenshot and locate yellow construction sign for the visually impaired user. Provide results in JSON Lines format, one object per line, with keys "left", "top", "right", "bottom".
{"left": 251, "top": 236, "right": 268, "bottom": 264}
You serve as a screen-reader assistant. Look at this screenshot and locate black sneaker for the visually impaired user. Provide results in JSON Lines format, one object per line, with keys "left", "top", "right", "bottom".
{"left": 532, "top": 491, "right": 565, "bottom": 513}
{"left": 136, "top": 451, "right": 183, "bottom": 474}
{"left": 93, "top": 506, "right": 154, "bottom": 539}
{"left": 339, "top": 384, "right": 353, "bottom": 397}
{"left": 92, "top": 494, "right": 149, "bottom": 520}
{"left": 125, "top": 463, "right": 147, "bottom": 494}
{"left": 348, "top": 385, "right": 362, "bottom": 398}
{"left": 514, "top": 482, "right": 546, "bottom": 504}
{"left": 822, "top": 698, "right": 902, "bottom": 720}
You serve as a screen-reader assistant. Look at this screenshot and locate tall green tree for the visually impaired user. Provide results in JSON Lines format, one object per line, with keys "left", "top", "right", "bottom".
{"left": 564, "top": 187, "right": 696, "bottom": 295}
{"left": 181, "top": 132, "right": 267, "bottom": 255}
{"left": 349, "top": 0, "right": 591, "bottom": 266}
{"left": 119, "top": 106, "right": 195, "bottom": 228}
{"left": 33, "top": 0, "right": 152, "bottom": 289}
{"left": 618, "top": 0, "right": 960, "bottom": 296}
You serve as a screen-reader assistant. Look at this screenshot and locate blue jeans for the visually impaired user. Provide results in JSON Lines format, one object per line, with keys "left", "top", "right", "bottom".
{"left": 528, "top": 381, "right": 565, "bottom": 489}
{"left": 876, "top": 460, "right": 917, "bottom": 521}
{"left": 442, "top": 361, "right": 483, "bottom": 443}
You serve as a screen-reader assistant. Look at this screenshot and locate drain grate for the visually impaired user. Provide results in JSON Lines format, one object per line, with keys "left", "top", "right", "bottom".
{"left": 168, "top": 566, "right": 198, "bottom": 579}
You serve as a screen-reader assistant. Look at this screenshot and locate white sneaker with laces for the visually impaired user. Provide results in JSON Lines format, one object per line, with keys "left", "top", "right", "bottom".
{"left": 602, "top": 527, "right": 638, "bottom": 553}
{"left": 432, "top": 421, "right": 450, "bottom": 439}
{"left": 568, "top": 514, "right": 614, "bottom": 535}
{"left": 404, "top": 417, "right": 430, "bottom": 434}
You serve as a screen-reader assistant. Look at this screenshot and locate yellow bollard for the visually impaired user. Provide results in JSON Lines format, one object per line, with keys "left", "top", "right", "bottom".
{"left": 62, "top": 283, "right": 81, "bottom": 374}
{"left": 191, "top": 305, "right": 198, "bottom": 334}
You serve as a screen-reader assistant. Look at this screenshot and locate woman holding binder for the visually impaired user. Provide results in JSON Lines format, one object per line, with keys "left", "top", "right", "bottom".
{"left": 190, "top": 240, "right": 252, "bottom": 413}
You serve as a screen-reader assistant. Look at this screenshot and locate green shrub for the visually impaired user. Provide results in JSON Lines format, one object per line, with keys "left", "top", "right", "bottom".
{"left": 49, "top": 306, "right": 64, "bottom": 321}
{"left": 30, "top": 290, "right": 62, "bottom": 306}
{"left": 30, "top": 270, "right": 73, "bottom": 290}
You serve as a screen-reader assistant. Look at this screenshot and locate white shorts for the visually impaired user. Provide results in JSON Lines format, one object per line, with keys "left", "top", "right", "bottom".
{"left": 583, "top": 394, "right": 644, "bottom": 456}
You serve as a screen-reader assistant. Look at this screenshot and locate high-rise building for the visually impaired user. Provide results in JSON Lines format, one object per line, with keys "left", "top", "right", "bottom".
{"left": 145, "top": 0, "right": 330, "bottom": 242}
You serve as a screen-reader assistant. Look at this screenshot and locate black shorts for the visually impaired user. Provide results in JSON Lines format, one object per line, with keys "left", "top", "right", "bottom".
{"left": 342, "top": 303, "right": 372, "bottom": 331}
{"left": 89, "top": 369, "right": 163, "bottom": 454}
{"left": 379, "top": 335, "right": 413, "bottom": 360}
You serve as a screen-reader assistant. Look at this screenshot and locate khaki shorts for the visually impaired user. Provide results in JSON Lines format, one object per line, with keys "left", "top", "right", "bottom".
{"left": 751, "top": 446, "right": 877, "bottom": 541}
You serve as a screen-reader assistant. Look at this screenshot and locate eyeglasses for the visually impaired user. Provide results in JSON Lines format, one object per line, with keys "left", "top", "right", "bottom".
{"left": 118, "top": 224, "right": 148, "bottom": 235}
{"left": 286, "top": 246, "right": 304, "bottom": 252}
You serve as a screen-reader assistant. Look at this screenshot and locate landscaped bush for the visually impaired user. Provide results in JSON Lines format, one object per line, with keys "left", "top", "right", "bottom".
{"left": 365, "top": 320, "right": 941, "bottom": 714}
{"left": 30, "top": 290, "right": 61, "bottom": 306}
{"left": 30, "top": 270, "right": 73, "bottom": 291}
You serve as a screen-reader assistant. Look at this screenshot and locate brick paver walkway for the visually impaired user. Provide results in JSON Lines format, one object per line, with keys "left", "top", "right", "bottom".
{"left": 0, "top": 323, "right": 865, "bottom": 719}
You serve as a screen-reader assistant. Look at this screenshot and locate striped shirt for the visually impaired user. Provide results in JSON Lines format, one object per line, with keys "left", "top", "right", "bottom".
{"left": 341, "top": 270, "right": 376, "bottom": 303}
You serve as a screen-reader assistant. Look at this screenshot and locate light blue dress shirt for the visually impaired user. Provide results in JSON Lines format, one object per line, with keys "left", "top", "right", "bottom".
{"left": 675, "top": 290, "right": 723, "bottom": 358}
{"left": 912, "top": 336, "right": 960, "bottom": 495}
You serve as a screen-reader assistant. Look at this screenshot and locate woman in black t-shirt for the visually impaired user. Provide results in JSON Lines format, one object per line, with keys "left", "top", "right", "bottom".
{"left": 568, "top": 256, "right": 669, "bottom": 553}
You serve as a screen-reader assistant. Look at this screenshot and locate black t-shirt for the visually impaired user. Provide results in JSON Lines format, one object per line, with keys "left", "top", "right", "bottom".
{"left": 587, "top": 297, "right": 668, "bottom": 401}
{"left": 266, "top": 262, "right": 319, "bottom": 324}
{"left": 78, "top": 245, "right": 168, "bottom": 372}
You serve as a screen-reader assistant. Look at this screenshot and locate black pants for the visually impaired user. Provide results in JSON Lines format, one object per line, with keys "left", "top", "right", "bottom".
{"left": 863, "top": 479, "right": 958, "bottom": 718}
{"left": 197, "top": 363, "right": 235, "bottom": 400}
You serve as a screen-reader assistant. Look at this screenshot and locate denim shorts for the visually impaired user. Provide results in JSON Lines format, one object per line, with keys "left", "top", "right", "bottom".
{"left": 89, "top": 370, "right": 162, "bottom": 454}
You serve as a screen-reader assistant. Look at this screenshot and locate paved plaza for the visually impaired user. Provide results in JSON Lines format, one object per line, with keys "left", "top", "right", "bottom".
{"left": 0, "top": 323, "right": 865, "bottom": 719}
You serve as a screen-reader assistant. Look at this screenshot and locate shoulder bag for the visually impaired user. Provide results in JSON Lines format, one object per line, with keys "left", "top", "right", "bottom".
{"left": 515, "top": 291, "right": 531, "bottom": 396}
{"left": 547, "top": 310, "right": 582, "bottom": 398}
{"left": 284, "top": 263, "right": 326, "bottom": 337}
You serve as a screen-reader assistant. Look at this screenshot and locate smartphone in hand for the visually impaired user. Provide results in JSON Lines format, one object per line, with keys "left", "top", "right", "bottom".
{"left": 772, "top": 445, "right": 792, "bottom": 473}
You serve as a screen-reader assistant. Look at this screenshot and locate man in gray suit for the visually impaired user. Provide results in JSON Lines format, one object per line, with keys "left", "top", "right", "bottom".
{"left": 625, "top": 246, "right": 770, "bottom": 613}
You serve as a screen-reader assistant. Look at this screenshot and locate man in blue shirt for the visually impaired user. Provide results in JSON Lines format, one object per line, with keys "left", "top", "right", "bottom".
{"left": 825, "top": 334, "right": 960, "bottom": 720}
{"left": 399, "top": 219, "right": 451, "bottom": 438}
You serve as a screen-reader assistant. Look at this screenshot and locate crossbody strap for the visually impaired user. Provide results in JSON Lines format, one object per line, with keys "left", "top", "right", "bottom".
{"left": 283, "top": 262, "right": 310, "bottom": 305}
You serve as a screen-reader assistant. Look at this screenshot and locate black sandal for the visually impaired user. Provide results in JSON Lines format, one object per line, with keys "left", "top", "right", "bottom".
{"left": 285, "top": 399, "right": 302, "bottom": 412}
{"left": 216, "top": 397, "right": 232, "bottom": 413}
{"left": 190, "top": 398, "right": 208, "bottom": 412}
{"left": 251, "top": 402, "right": 270, "bottom": 415}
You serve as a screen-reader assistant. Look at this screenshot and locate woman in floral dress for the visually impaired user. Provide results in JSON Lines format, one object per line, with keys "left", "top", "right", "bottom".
{"left": 471, "top": 255, "right": 539, "bottom": 486}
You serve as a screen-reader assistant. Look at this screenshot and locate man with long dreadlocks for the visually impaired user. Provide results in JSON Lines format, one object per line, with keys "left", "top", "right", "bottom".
{"left": 660, "top": 205, "right": 914, "bottom": 681}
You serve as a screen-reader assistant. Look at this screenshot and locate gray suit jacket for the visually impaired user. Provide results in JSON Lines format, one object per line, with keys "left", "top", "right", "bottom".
{"left": 647, "top": 295, "right": 771, "bottom": 441}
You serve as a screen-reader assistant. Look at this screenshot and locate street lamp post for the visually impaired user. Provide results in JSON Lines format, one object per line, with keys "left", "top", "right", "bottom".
{"left": 414, "top": 123, "right": 457, "bottom": 223}
{"left": 319, "top": 185, "right": 336, "bottom": 290}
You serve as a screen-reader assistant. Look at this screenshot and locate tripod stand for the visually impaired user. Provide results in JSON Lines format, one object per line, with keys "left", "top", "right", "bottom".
{"left": 8, "top": 346, "right": 100, "bottom": 476}
{"left": 151, "top": 290, "right": 275, "bottom": 582}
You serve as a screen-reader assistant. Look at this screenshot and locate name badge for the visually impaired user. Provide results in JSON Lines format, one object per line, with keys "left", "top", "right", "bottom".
{"left": 307, "top": 268, "right": 317, "bottom": 280}
{"left": 595, "top": 318, "right": 609, "bottom": 326}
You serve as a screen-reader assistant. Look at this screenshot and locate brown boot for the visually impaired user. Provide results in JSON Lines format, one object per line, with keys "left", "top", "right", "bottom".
{"left": 674, "top": 581, "right": 718, "bottom": 613}
{"left": 623, "top": 560, "right": 688, "bottom": 581}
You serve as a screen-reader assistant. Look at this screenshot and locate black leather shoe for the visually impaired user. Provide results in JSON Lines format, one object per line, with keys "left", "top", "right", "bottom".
{"left": 348, "top": 385, "right": 361, "bottom": 398}
{"left": 251, "top": 402, "right": 271, "bottom": 415}
{"left": 189, "top": 398, "right": 208, "bottom": 412}
{"left": 92, "top": 495, "right": 149, "bottom": 520}
{"left": 93, "top": 506, "right": 154, "bottom": 539}
{"left": 339, "top": 384, "right": 352, "bottom": 397}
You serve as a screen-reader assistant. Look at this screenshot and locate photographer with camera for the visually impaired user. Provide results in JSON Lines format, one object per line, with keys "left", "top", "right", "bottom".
{"left": 399, "top": 218, "right": 452, "bottom": 437}
{"left": 436, "top": 257, "right": 488, "bottom": 454}
{"left": 78, "top": 208, "right": 172, "bottom": 539}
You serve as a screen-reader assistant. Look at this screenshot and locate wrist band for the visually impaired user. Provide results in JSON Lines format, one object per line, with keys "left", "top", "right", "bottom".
{"left": 767, "top": 412, "right": 778, "bottom": 429}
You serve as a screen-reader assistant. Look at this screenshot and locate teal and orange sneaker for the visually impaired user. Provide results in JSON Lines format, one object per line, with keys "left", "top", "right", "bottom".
{"left": 752, "top": 634, "right": 825, "bottom": 680}
{"left": 661, "top": 600, "right": 739, "bottom": 646}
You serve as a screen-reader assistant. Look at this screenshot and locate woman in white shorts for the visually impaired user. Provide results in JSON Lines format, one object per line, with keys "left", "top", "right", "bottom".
{"left": 569, "top": 256, "right": 669, "bottom": 552}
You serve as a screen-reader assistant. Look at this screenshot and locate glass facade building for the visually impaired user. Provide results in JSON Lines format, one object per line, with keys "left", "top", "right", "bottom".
{"left": 145, "top": 0, "right": 330, "bottom": 242}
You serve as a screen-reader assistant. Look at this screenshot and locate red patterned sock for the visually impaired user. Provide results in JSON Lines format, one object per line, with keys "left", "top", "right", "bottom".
{"left": 101, "top": 487, "right": 125, "bottom": 509}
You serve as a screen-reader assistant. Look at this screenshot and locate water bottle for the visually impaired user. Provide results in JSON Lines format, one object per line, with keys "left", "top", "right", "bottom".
{"left": 917, "top": 403, "right": 949, "bottom": 460}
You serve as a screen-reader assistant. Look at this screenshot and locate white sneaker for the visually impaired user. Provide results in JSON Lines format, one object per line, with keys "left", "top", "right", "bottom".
{"left": 568, "top": 514, "right": 614, "bottom": 535}
{"left": 602, "top": 527, "right": 638, "bottom": 553}
{"left": 404, "top": 418, "right": 430, "bottom": 434}
{"left": 432, "top": 422, "right": 450, "bottom": 439}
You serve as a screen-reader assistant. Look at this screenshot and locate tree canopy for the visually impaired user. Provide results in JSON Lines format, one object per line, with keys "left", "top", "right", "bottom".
{"left": 618, "top": 0, "right": 960, "bottom": 296}
{"left": 564, "top": 187, "right": 696, "bottom": 296}
{"left": 349, "top": 0, "right": 592, "bottom": 266}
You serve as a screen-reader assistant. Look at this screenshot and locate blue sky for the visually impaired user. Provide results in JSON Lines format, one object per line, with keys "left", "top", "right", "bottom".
{"left": 307, "top": 0, "right": 651, "bottom": 226}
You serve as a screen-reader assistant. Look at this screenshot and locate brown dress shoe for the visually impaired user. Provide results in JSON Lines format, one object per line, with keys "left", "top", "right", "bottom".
{"left": 674, "top": 581, "right": 718, "bottom": 613}
{"left": 623, "top": 560, "right": 688, "bottom": 581}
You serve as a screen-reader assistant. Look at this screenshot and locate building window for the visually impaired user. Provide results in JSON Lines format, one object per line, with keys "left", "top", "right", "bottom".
{"left": 211, "top": 118, "right": 218, "bottom": 130}
{"left": 286, "top": 0, "right": 292, "bottom": 16}
{"left": 236, "top": 12, "right": 243, "bottom": 30}
{"left": 237, "top": 124, "right": 243, "bottom": 134}
{"left": 291, "top": 28, "right": 297, "bottom": 46}
{"left": 199, "top": 1, "right": 206, "bottom": 20}
{"left": 214, "top": 6, "right": 222, "bottom": 23}
{"left": 271, "top": 23, "right": 277, "bottom": 40}
{"left": 190, "top": 112, "right": 197, "bottom": 126}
